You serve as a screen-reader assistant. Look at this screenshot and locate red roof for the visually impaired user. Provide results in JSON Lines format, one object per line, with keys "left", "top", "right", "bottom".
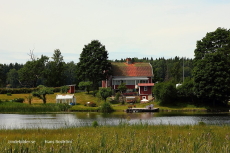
{"left": 111, "top": 62, "right": 153, "bottom": 77}
{"left": 138, "top": 83, "right": 154, "bottom": 86}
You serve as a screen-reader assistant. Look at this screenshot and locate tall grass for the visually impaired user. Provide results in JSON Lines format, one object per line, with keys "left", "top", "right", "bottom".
{"left": 0, "top": 102, "right": 70, "bottom": 113}
{"left": 0, "top": 124, "right": 229, "bottom": 152}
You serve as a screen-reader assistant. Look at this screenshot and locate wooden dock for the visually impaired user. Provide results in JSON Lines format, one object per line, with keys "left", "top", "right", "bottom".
{"left": 126, "top": 108, "right": 159, "bottom": 113}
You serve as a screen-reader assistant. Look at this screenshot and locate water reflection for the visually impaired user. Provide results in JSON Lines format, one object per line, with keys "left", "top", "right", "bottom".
{"left": 0, "top": 112, "right": 229, "bottom": 129}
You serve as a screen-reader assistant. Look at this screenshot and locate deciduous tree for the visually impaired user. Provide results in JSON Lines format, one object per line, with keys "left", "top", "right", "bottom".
{"left": 76, "top": 40, "right": 111, "bottom": 90}
{"left": 18, "top": 55, "right": 49, "bottom": 87}
{"left": 32, "top": 85, "right": 54, "bottom": 104}
{"left": 78, "top": 81, "right": 92, "bottom": 94}
{"left": 193, "top": 27, "right": 230, "bottom": 106}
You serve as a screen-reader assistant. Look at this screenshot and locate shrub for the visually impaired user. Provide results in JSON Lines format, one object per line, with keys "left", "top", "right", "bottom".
{"left": 92, "top": 121, "right": 99, "bottom": 127}
{"left": 100, "top": 102, "right": 114, "bottom": 113}
{"left": 56, "top": 103, "right": 71, "bottom": 111}
{"left": 153, "top": 81, "right": 177, "bottom": 105}
{"left": 115, "top": 92, "right": 121, "bottom": 101}
{"left": 13, "top": 98, "right": 24, "bottom": 103}
{"left": 25, "top": 94, "right": 33, "bottom": 104}
{"left": 6, "top": 93, "right": 12, "bottom": 96}
{"left": 60, "top": 86, "right": 69, "bottom": 93}
{"left": 92, "top": 90, "right": 98, "bottom": 97}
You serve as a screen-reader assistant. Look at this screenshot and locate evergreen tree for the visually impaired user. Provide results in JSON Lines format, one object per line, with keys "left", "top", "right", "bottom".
{"left": 45, "top": 49, "right": 65, "bottom": 87}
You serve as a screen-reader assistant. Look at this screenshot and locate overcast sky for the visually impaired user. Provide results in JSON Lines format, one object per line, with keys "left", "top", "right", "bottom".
{"left": 1, "top": 0, "right": 230, "bottom": 64}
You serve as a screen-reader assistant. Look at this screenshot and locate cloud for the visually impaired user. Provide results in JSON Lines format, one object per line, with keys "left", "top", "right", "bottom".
{"left": 1, "top": 0, "right": 230, "bottom": 64}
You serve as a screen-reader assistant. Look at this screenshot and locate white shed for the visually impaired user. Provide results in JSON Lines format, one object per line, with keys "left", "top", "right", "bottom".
{"left": 56, "top": 94, "right": 76, "bottom": 105}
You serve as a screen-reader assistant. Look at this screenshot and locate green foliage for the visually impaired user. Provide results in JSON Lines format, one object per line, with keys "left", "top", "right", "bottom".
{"left": 92, "top": 90, "right": 98, "bottom": 97}
{"left": 193, "top": 27, "right": 230, "bottom": 106}
{"left": 6, "top": 69, "right": 19, "bottom": 88}
{"left": 0, "top": 63, "right": 3, "bottom": 87}
{"left": 0, "top": 88, "right": 51, "bottom": 94}
{"left": 115, "top": 92, "right": 121, "bottom": 102}
{"left": 56, "top": 103, "right": 71, "bottom": 111}
{"left": 12, "top": 98, "right": 24, "bottom": 103}
{"left": 64, "top": 61, "right": 78, "bottom": 85}
{"left": 177, "top": 79, "right": 196, "bottom": 103}
{"left": 60, "top": 85, "right": 69, "bottom": 93}
{"left": 25, "top": 94, "right": 33, "bottom": 104}
{"left": 100, "top": 102, "right": 114, "bottom": 113}
{"left": 6, "top": 93, "right": 12, "bottom": 96}
{"left": 118, "top": 83, "right": 127, "bottom": 93}
{"left": 92, "top": 121, "right": 99, "bottom": 127}
{"left": 0, "top": 102, "right": 70, "bottom": 113}
{"left": 32, "top": 85, "right": 54, "bottom": 104}
{"left": 99, "top": 88, "right": 112, "bottom": 102}
{"left": 18, "top": 55, "right": 49, "bottom": 87}
{"left": 76, "top": 40, "right": 112, "bottom": 90}
{"left": 1, "top": 125, "right": 229, "bottom": 152}
{"left": 45, "top": 49, "right": 65, "bottom": 87}
{"left": 78, "top": 81, "right": 93, "bottom": 94}
{"left": 153, "top": 82, "right": 177, "bottom": 105}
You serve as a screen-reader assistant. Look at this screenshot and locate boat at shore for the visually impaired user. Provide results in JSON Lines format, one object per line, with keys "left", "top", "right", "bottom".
{"left": 126, "top": 108, "right": 159, "bottom": 113}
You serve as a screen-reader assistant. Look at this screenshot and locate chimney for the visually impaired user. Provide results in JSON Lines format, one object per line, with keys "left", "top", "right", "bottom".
{"left": 126, "top": 58, "right": 132, "bottom": 64}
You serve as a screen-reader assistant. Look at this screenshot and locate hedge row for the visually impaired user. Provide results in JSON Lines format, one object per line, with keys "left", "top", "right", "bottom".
{"left": 0, "top": 87, "right": 61, "bottom": 94}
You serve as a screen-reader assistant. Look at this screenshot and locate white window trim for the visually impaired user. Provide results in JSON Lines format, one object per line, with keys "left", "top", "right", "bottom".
{"left": 144, "top": 86, "right": 148, "bottom": 91}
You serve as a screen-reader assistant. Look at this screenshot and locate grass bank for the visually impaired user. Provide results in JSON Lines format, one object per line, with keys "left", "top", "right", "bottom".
{"left": 0, "top": 124, "right": 229, "bottom": 152}
{"left": 2, "top": 92, "right": 228, "bottom": 112}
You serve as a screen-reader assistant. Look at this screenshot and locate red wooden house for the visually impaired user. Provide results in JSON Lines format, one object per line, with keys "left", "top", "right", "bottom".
{"left": 102, "top": 58, "right": 154, "bottom": 100}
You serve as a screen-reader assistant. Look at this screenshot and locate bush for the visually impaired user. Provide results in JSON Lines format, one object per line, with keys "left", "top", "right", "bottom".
{"left": 115, "top": 92, "right": 121, "bottom": 101}
{"left": 13, "top": 98, "right": 24, "bottom": 103}
{"left": 92, "top": 121, "right": 99, "bottom": 127}
{"left": 92, "top": 90, "right": 98, "bottom": 97}
{"left": 153, "top": 81, "right": 177, "bottom": 105}
{"left": 100, "top": 102, "right": 114, "bottom": 113}
{"left": 56, "top": 103, "right": 71, "bottom": 111}
{"left": 7, "top": 93, "right": 12, "bottom": 96}
{"left": 60, "top": 86, "right": 69, "bottom": 93}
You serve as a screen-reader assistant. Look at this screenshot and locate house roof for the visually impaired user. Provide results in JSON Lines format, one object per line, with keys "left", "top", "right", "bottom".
{"left": 111, "top": 62, "right": 153, "bottom": 77}
{"left": 138, "top": 83, "right": 154, "bottom": 86}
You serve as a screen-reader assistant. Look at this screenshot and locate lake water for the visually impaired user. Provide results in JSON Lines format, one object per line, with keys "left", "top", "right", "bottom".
{"left": 0, "top": 112, "right": 229, "bottom": 129}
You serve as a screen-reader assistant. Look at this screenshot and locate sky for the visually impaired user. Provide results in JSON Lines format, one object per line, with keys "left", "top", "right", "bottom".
{"left": 1, "top": 0, "right": 230, "bottom": 64}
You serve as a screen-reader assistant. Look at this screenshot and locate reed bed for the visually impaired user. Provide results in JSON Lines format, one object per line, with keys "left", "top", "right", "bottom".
{"left": 0, "top": 102, "right": 69, "bottom": 113}
{"left": 0, "top": 124, "right": 229, "bottom": 153}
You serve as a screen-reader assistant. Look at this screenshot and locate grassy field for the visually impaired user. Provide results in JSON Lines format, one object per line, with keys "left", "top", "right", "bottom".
{"left": 0, "top": 124, "right": 229, "bottom": 152}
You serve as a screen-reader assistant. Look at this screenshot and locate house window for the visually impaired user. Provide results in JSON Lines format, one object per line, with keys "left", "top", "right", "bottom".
{"left": 113, "top": 80, "right": 121, "bottom": 85}
{"left": 144, "top": 86, "right": 148, "bottom": 91}
{"left": 140, "top": 80, "right": 148, "bottom": 83}
{"left": 126, "top": 80, "right": 135, "bottom": 85}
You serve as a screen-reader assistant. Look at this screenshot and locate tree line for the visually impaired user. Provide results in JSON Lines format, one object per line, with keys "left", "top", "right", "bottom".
{"left": 0, "top": 27, "right": 230, "bottom": 107}
{"left": 0, "top": 49, "right": 78, "bottom": 88}
{"left": 113, "top": 56, "right": 193, "bottom": 83}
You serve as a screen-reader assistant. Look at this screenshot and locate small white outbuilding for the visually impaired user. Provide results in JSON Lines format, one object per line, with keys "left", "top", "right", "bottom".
{"left": 56, "top": 94, "right": 76, "bottom": 105}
